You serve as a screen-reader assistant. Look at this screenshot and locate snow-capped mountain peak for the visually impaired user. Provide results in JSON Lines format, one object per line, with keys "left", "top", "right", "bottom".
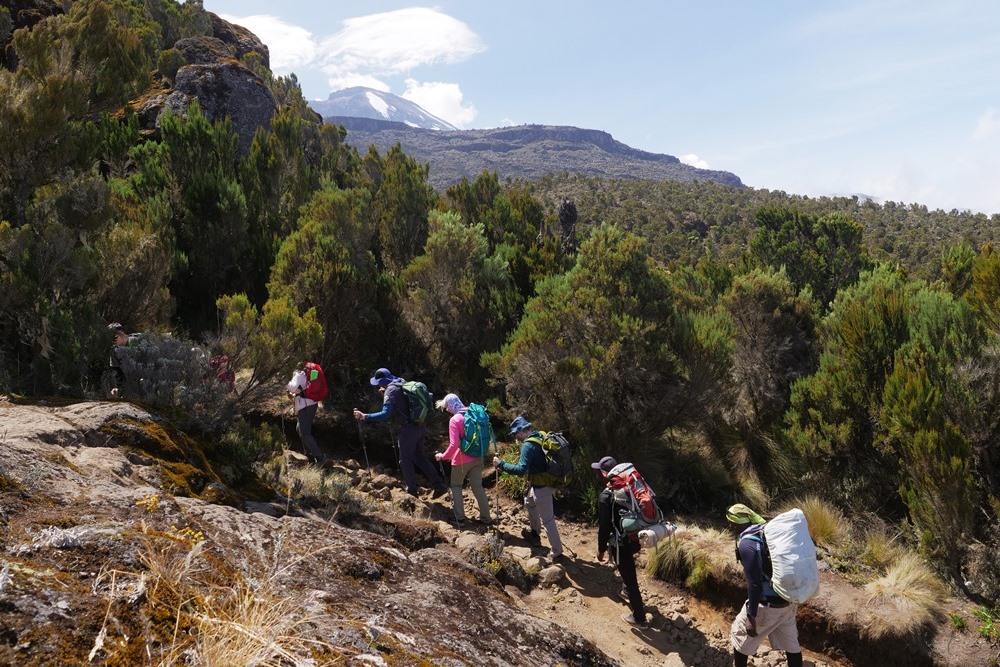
{"left": 309, "top": 87, "right": 458, "bottom": 131}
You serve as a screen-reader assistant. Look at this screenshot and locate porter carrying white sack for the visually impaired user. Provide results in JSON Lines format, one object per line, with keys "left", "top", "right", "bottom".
{"left": 762, "top": 508, "right": 820, "bottom": 603}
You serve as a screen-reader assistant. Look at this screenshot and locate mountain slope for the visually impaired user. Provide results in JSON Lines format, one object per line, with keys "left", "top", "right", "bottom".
{"left": 328, "top": 117, "right": 744, "bottom": 191}
{"left": 310, "top": 86, "right": 458, "bottom": 130}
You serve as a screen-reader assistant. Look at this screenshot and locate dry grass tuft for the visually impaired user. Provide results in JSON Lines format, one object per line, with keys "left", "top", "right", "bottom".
{"left": 862, "top": 552, "right": 948, "bottom": 639}
{"left": 861, "top": 526, "right": 906, "bottom": 571}
{"left": 778, "top": 495, "right": 848, "bottom": 549}
{"left": 647, "top": 525, "right": 738, "bottom": 593}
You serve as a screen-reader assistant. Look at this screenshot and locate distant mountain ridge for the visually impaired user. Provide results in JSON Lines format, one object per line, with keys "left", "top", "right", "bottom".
{"left": 307, "top": 86, "right": 742, "bottom": 190}
{"left": 326, "top": 116, "right": 744, "bottom": 191}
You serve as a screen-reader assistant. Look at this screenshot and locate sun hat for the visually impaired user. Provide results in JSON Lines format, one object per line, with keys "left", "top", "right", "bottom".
{"left": 435, "top": 393, "right": 465, "bottom": 414}
{"left": 725, "top": 503, "right": 766, "bottom": 525}
{"left": 369, "top": 368, "right": 397, "bottom": 386}
{"left": 508, "top": 415, "right": 532, "bottom": 436}
{"left": 590, "top": 456, "right": 618, "bottom": 473}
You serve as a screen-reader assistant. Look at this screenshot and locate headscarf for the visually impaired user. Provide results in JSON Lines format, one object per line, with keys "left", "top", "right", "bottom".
{"left": 435, "top": 393, "right": 465, "bottom": 415}
{"left": 725, "top": 503, "right": 766, "bottom": 525}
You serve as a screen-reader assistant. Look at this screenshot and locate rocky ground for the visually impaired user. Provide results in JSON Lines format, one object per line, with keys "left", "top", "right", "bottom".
{"left": 0, "top": 398, "right": 996, "bottom": 666}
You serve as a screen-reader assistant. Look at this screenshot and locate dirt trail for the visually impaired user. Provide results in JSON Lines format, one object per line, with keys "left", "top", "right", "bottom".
{"left": 440, "top": 481, "right": 844, "bottom": 667}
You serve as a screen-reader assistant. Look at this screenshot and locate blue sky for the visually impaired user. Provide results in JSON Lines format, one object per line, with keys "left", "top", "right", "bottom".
{"left": 203, "top": 1, "right": 1000, "bottom": 215}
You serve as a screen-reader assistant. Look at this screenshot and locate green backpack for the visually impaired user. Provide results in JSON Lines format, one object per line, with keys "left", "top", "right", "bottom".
{"left": 460, "top": 403, "right": 495, "bottom": 457}
{"left": 526, "top": 431, "right": 572, "bottom": 487}
{"left": 401, "top": 381, "right": 433, "bottom": 424}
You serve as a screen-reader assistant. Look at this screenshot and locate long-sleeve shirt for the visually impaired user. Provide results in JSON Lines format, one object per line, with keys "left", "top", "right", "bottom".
{"left": 737, "top": 528, "right": 779, "bottom": 617}
{"left": 286, "top": 370, "right": 317, "bottom": 413}
{"left": 497, "top": 431, "right": 547, "bottom": 484}
{"left": 362, "top": 379, "right": 405, "bottom": 422}
{"left": 440, "top": 410, "right": 478, "bottom": 465}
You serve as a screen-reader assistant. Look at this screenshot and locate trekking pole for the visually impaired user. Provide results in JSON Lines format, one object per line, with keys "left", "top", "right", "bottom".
{"left": 357, "top": 420, "right": 373, "bottom": 482}
{"left": 387, "top": 423, "right": 400, "bottom": 470}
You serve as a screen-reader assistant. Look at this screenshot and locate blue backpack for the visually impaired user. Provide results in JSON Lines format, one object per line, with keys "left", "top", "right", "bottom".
{"left": 459, "top": 403, "right": 495, "bottom": 457}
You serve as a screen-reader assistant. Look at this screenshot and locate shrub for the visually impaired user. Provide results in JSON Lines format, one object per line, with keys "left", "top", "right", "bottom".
{"left": 219, "top": 420, "right": 283, "bottom": 480}
{"left": 862, "top": 552, "right": 947, "bottom": 639}
{"left": 107, "top": 332, "right": 237, "bottom": 433}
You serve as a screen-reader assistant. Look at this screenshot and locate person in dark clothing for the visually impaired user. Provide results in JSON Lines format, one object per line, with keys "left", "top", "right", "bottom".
{"left": 593, "top": 455, "right": 648, "bottom": 628}
{"left": 107, "top": 323, "right": 140, "bottom": 397}
{"left": 353, "top": 368, "right": 447, "bottom": 497}
{"left": 726, "top": 503, "right": 803, "bottom": 667}
{"left": 493, "top": 415, "right": 564, "bottom": 559}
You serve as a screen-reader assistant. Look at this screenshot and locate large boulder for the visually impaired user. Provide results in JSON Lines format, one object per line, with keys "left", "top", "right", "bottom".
{"left": 137, "top": 58, "right": 276, "bottom": 156}
{"left": 209, "top": 10, "right": 269, "bottom": 69}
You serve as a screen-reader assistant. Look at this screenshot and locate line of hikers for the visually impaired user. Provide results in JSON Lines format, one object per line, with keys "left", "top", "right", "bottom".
{"left": 288, "top": 362, "right": 810, "bottom": 664}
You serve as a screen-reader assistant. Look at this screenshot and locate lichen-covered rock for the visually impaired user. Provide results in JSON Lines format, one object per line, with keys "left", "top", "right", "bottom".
{"left": 0, "top": 400, "right": 616, "bottom": 666}
{"left": 209, "top": 11, "right": 269, "bottom": 68}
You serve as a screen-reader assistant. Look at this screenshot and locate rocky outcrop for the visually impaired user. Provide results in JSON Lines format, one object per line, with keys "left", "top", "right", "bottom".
{"left": 137, "top": 54, "right": 276, "bottom": 156}
{"left": 136, "top": 13, "right": 276, "bottom": 157}
{"left": 209, "top": 10, "right": 269, "bottom": 69}
{"left": 0, "top": 399, "right": 615, "bottom": 666}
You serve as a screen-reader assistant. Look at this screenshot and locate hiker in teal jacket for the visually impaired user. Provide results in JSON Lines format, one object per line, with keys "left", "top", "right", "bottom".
{"left": 493, "top": 415, "right": 564, "bottom": 559}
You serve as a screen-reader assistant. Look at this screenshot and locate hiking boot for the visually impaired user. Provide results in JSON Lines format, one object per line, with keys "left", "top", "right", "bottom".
{"left": 521, "top": 528, "right": 541, "bottom": 546}
{"left": 547, "top": 551, "right": 564, "bottom": 563}
{"left": 618, "top": 586, "right": 630, "bottom": 602}
{"left": 431, "top": 485, "right": 449, "bottom": 499}
{"left": 476, "top": 517, "right": 494, "bottom": 526}
{"left": 621, "top": 611, "right": 649, "bottom": 628}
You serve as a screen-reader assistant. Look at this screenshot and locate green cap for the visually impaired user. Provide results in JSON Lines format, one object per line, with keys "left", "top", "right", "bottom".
{"left": 726, "top": 503, "right": 765, "bottom": 525}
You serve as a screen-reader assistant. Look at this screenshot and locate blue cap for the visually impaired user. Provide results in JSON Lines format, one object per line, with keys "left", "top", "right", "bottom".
{"left": 508, "top": 415, "right": 532, "bottom": 436}
{"left": 370, "top": 368, "right": 397, "bottom": 386}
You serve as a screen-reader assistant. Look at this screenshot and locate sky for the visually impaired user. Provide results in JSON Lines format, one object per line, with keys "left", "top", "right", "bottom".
{"left": 202, "top": 1, "right": 1000, "bottom": 215}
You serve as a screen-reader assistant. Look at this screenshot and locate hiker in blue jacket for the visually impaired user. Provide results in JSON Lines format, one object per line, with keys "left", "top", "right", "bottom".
{"left": 493, "top": 415, "right": 564, "bottom": 560}
{"left": 353, "top": 368, "right": 447, "bottom": 498}
{"left": 726, "top": 503, "right": 803, "bottom": 667}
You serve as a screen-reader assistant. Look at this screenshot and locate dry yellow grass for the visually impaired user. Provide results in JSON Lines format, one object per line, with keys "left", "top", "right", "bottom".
{"left": 777, "top": 495, "right": 848, "bottom": 549}
{"left": 647, "top": 525, "right": 739, "bottom": 592}
{"left": 862, "top": 552, "right": 948, "bottom": 639}
{"left": 861, "top": 526, "right": 906, "bottom": 571}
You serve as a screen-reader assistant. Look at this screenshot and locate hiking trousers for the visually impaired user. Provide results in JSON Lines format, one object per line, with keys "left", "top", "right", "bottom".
{"left": 398, "top": 423, "right": 443, "bottom": 494}
{"left": 731, "top": 599, "right": 800, "bottom": 655}
{"left": 296, "top": 403, "right": 324, "bottom": 461}
{"left": 449, "top": 458, "right": 491, "bottom": 523}
{"left": 612, "top": 539, "right": 645, "bottom": 623}
{"left": 525, "top": 485, "right": 563, "bottom": 557}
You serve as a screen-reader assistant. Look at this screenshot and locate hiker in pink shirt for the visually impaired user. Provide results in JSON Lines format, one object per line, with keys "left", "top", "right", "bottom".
{"left": 435, "top": 393, "right": 492, "bottom": 528}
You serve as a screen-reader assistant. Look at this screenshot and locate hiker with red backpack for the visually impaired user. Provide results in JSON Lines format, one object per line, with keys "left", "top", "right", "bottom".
{"left": 726, "top": 503, "right": 804, "bottom": 667}
{"left": 433, "top": 393, "right": 494, "bottom": 528}
{"left": 286, "top": 361, "right": 329, "bottom": 465}
{"left": 353, "top": 368, "right": 448, "bottom": 498}
{"left": 493, "top": 415, "right": 564, "bottom": 561}
{"left": 593, "top": 455, "right": 649, "bottom": 628}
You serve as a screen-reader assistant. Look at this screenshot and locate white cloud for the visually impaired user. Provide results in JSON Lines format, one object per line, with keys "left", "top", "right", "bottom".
{"left": 325, "top": 73, "right": 391, "bottom": 94}
{"left": 679, "top": 153, "right": 709, "bottom": 169}
{"left": 973, "top": 107, "right": 1000, "bottom": 140}
{"left": 220, "top": 14, "right": 316, "bottom": 70}
{"left": 402, "top": 79, "right": 477, "bottom": 128}
{"left": 319, "top": 8, "right": 485, "bottom": 84}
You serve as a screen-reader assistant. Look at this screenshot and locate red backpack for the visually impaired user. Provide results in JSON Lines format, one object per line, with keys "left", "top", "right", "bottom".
{"left": 608, "top": 462, "right": 663, "bottom": 533}
{"left": 302, "top": 362, "right": 328, "bottom": 402}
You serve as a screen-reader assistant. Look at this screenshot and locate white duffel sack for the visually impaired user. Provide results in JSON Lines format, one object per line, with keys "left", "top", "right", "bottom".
{"left": 763, "top": 508, "right": 820, "bottom": 603}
